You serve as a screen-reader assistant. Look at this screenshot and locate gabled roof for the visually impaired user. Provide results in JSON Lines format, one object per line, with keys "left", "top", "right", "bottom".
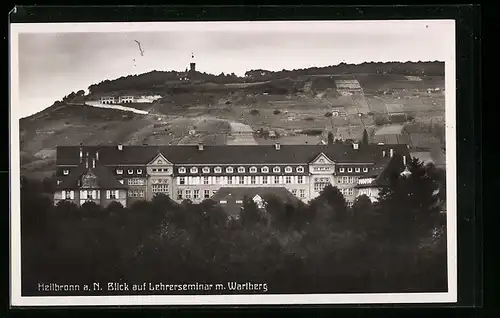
{"left": 56, "top": 144, "right": 410, "bottom": 166}
{"left": 355, "top": 154, "right": 405, "bottom": 188}
{"left": 211, "top": 187, "right": 301, "bottom": 206}
{"left": 56, "top": 163, "right": 127, "bottom": 190}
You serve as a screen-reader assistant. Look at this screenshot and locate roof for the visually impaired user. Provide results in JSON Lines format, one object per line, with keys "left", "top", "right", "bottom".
{"left": 211, "top": 187, "right": 301, "bottom": 217}
{"left": 56, "top": 162, "right": 127, "bottom": 190}
{"left": 211, "top": 187, "right": 300, "bottom": 204}
{"left": 355, "top": 153, "right": 406, "bottom": 188}
{"left": 56, "top": 144, "right": 410, "bottom": 166}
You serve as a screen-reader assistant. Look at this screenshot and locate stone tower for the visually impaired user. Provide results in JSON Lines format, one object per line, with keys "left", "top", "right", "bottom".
{"left": 189, "top": 53, "right": 196, "bottom": 72}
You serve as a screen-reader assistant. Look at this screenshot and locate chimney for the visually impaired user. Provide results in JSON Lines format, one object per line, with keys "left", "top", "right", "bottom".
{"left": 275, "top": 142, "right": 281, "bottom": 150}
{"left": 198, "top": 143, "right": 204, "bottom": 151}
{"left": 403, "top": 155, "right": 407, "bottom": 165}
{"left": 85, "top": 157, "right": 89, "bottom": 169}
{"left": 390, "top": 148, "right": 394, "bottom": 157}
{"left": 92, "top": 158, "right": 96, "bottom": 168}
{"left": 352, "top": 142, "right": 359, "bottom": 150}
{"left": 118, "top": 144, "right": 123, "bottom": 151}
{"left": 382, "top": 150, "right": 386, "bottom": 157}
{"left": 79, "top": 148, "right": 83, "bottom": 163}
{"left": 96, "top": 151, "right": 99, "bottom": 162}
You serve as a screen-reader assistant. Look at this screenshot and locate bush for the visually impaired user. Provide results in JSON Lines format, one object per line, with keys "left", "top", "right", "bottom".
{"left": 324, "top": 112, "right": 333, "bottom": 118}
{"left": 249, "top": 109, "right": 260, "bottom": 116}
{"left": 273, "top": 109, "right": 281, "bottom": 115}
{"left": 225, "top": 100, "right": 232, "bottom": 105}
{"left": 374, "top": 115, "right": 390, "bottom": 126}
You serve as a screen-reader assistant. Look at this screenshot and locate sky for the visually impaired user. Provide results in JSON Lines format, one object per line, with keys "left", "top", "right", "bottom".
{"left": 12, "top": 20, "right": 454, "bottom": 118}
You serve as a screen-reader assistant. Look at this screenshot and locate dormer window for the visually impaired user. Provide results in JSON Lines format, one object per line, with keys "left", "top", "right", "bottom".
{"left": 190, "top": 167, "right": 198, "bottom": 173}
{"left": 347, "top": 168, "right": 353, "bottom": 172}
{"left": 57, "top": 180, "right": 62, "bottom": 185}
{"left": 118, "top": 179, "right": 124, "bottom": 184}
{"left": 128, "top": 169, "right": 134, "bottom": 174}
{"left": 214, "top": 167, "right": 222, "bottom": 173}
{"left": 273, "top": 166, "right": 280, "bottom": 173}
{"left": 116, "top": 169, "right": 123, "bottom": 175}
{"left": 249, "top": 166, "right": 257, "bottom": 173}
{"left": 237, "top": 166, "right": 245, "bottom": 173}
{"left": 285, "top": 166, "right": 292, "bottom": 173}
{"left": 157, "top": 159, "right": 163, "bottom": 164}
{"left": 355, "top": 168, "right": 361, "bottom": 172}
{"left": 363, "top": 168, "right": 369, "bottom": 172}
{"left": 179, "top": 167, "right": 186, "bottom": 174}
{"left": 63, "top": 169, "right": 69, "bottom": 175}
{"left": 339, "top": 168, "right": 345, "bottom": 173}
{"left": 261, "top": 166, "right": 269, "bottom": 173}
{"left": 202, "top": 167, "right": 210, "bottom": 173}
{"left": 226, "top": 167, "right": 234, "bottom": 173}
{"left": 297, "top": 166, "right": 304, "bottom": 173}
{"left": 137, "top": 169, "right": 143, "bottom": 174}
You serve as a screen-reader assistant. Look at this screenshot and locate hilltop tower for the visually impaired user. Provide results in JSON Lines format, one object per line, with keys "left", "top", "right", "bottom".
{"left": 189, "top": 53, "right": 196, "bottom": 72}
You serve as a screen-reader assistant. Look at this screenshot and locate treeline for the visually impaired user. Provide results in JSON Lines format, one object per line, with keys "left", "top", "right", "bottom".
{"left": 87, "top": 62, "right": 444, "bottom": 95}
{"left": 21, "top": 158, "right": 447, "bottom": 296}
{"left": 245, "top": 61, "right": 444, "bottom": 81}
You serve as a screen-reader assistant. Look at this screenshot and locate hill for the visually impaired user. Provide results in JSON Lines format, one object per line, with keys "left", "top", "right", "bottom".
{"left": 19, "top": 61, "right": 446, "bottom": 179}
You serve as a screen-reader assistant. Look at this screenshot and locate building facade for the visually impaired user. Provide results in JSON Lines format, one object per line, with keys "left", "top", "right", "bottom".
{"left": 54, "top": 143, "right": 409, "bottom": 208}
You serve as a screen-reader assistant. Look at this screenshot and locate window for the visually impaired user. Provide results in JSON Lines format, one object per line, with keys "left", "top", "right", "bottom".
{"left": 285, "top": 166, "right": 292, "bottom": 173}
{"left": 291, "top": 189, "right": 297, "bottom": 196}
{"left": 128, "top": 178, "right": 145, "bottom": 186}
{"left": 87, "top": 190, "right": 98, "bottom": 200}
{"left": 238, "top": 166, "right": 245, "bottom": 173}
{"left": 238, "top": 176, "right": 244, "bottom": 184}
{"left": 228, "top": 177, "right": 233, "bottom": 184}
{"left": 179, "top": 167, "right": 186, "bottom": 173}
{"left": 214, "top": 176, "right": 220, "bottom": 184}
{"left": 298, "top": 176, "right": 304, "bottom": 184}
{"left": 219, "top": 200, "right": 227, "bottom": 204}
{"left": 202, "top": 167, "right": 210, "bottom": 173}
{"left": 261, "top": 166, "right": 269, "bottom": 173}
{"left": 157, "top": 159, "right": 163, "bottom": 164}
{"left": 152, "top": 168, "right": 157, "bottom": 172}
{"left": 338, "top": 177, "right": 343, "bottom": 184}
{"left": 285, "top": 176, "right": 292, "bottom": 184}
{"left": 63, "top": 169, "right": 69, "bottom": 175}
{"left": 214, "top": 167, "right": 222, "bottom": 173}
{"left": 348, "top": 188, "right": 354, "bottom": 196}
{"left": 273, "top": 166, "right": 280, "bottom": 173}
{"left": 363, "top": 168, "right": 369, "bottom": 172}
{"left": 137, "top": 169, "right": 143, "bottom": 174}
{"left": 313, "top": 167, "right": 330, "bottom": 172}
{"left": 251, "top": 176, "right": 256, "bottom": 184}
{"left": 355, "top": 168, "right": 361, "bottom": 172}
{"left": 347, "top": 168, "right": 353, "bottom": 172}
{"left": 204, "top": 189, "right": 210, "bottom": 199}
{"left": 57, "top": 180, "right": 62, "bottom": 185}
{"left": 274, "top": 176, "right": 280, "bottom": 184}
{"left": 128, "top": 169, "right": 133, "bottom": 174}
{"left": 190, "top": 167, "right": 198, "bottom": 173}
{"left": 116, "top": 169, "right": 123, "bottom": 175}
{"left": 249, "top": 166, "right": 257, "bottom": 173}
{"left": 299, "top": 189, "right": 306, "bottom": 198}
{"left": 339, "top": 168, "right": 345, "bottom": 173}
{"left": 106, "top": 190, "right": 119, "bottom": 200}
{"left": 212, "top": 190, "right": 217, "bottom": 196}
{"left": 203, "top": 176, "right": 209, "bottom": 185}
{"left": 348, "top": 177, "right": 354, "bottom": 184}
{"left": 185, "top": 190, "right": 192, "bottom": 199}
{"left": 61, "top": 190, "right": 67, "bottom": 200}
{"left": 236, "top": 200, "right": 243, "bottom": 204}
{"left": 128, "top": 190, "right": 145, "bottom": 197}
{"left": 226, "top": 167, "right": 234, "bottom": 173}
{"left": 262, "top": 176, "right": 268, "bottom": 184}
{"left": 193, "top": 190, "right": 200, "bottom": 200}
{"left": 297, "top": 166, "right": 304, "bottom": 173}
{"left": 179, "top": 177, "right": 185, "bottom": 185}
{"left": 152, "top": 184, "right": 169, "bottom": 194}
{"left": 342, "top": 176, "right": 349, "bottom": 183}
{"left": 177, "top": 189, "right": 183, "bottom": 200}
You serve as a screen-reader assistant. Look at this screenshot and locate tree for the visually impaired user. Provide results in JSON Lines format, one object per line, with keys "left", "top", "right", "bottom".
{"left": 309, "top": 185, "right": 348, "bottom": 226}
{"left": 362, "top": 129, "right": 369, "bottom": 145}
{"left": 240, "top": 196, "right": 266, "bottom": 228}
{"left": 327, "top": 132, "right": 335, "bottom": 145}
{"left": 349, "top": 194, "right": 374, "bottom": 232}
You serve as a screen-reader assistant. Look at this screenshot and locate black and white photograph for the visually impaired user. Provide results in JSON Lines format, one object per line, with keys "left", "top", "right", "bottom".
{"left": 10, "top": 20, "right": 456, "bottom": 306}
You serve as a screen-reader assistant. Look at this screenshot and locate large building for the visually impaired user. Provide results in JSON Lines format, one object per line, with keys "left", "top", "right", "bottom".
{"left": 54, "top": 143, "right": 409, "bottom": 208}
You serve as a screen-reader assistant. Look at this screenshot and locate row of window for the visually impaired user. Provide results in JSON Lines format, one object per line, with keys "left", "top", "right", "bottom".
{"left": 337, "top": 176, "right": 360, "bottom": 184}
{"left": 117, "top": 169, "right": 143, "bottom": 175}
{"left": 128, "top": 190, "right": 145, "bottom": 198}
{"left": 178, "top": 165, "right": 305, "bottom": 174}
{"left": 179, "top": 175, "right": 305, "bottom": 185}
{"left": 108, "top": 166, "right": 369, "bottom": 176}
{"left": 60, "top": 190, "right": 121, "bottom": 200}
{"left": 177, "top": 189, "right": 217, "bottom": 200}
{"left": 340, "top": 188, "right": 355, "bottom": 196}
{"left": 339, "top": 167, "right": 369, "bottom": 173}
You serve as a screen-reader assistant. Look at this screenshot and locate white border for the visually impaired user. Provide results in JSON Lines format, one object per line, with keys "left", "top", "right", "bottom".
{"left": 9, "top": 20, "right": 457, "bottom": 306}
